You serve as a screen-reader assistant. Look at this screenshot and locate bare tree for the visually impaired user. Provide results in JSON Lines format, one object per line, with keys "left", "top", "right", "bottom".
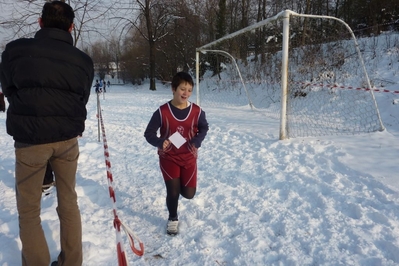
{"left": 111, "top": 0, "right": 183, "bottom": 90}
{"left": 0, "top": 0, "right": 113, "bottom": 48}
{"left": 156, "top": 0, "right": 201, "bottom": 79}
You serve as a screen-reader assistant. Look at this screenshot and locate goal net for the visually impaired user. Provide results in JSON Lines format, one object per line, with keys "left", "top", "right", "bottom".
{"left": 195, "top": 10, "right": 385, "bottom": 139}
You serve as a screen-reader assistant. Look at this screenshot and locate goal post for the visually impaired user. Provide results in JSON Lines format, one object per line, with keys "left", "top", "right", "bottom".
{"left": 195, "top": 9, "right": 385, "bottom": 140}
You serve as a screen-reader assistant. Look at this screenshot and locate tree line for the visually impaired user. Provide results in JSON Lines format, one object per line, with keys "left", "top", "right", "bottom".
{"left": 1, "top": 0, "right": 398, "bottom": 90}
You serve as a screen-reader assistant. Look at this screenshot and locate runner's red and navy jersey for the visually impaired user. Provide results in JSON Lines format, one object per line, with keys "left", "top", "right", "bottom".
{"left": 144, "top": 101, "right": 209, "bottom": 167}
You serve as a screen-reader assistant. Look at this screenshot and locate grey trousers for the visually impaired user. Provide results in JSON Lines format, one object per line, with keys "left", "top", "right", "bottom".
{"left": 15, "top": 138, "right": 82, "bottom": 266}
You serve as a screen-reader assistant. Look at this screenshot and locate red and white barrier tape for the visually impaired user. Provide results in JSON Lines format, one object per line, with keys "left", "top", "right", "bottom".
{"left": 293, "top": 81, "right": 399, "bottom": 94}
{"left": 97, "top": 103, "right": 144, "bottom": 266}
{"left": 202, "top": 77, "right": 399, "bottom": 94}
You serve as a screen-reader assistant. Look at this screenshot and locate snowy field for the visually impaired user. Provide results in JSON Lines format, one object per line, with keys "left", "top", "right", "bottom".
{"left": 0, "top": 77, "right": 398, "bottom": 265}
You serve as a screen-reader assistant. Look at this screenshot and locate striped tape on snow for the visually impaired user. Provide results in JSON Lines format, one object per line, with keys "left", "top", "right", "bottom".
{"left": 97, "top": 98, "right": 144, "bottom": 265}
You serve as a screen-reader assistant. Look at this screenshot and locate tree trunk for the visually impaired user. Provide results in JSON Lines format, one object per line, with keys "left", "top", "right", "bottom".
{"left": 144, "top": 0, "right": 157, "bottom": 90}
{"left": 149, "top": 39, "right": 156, "bottom": 90}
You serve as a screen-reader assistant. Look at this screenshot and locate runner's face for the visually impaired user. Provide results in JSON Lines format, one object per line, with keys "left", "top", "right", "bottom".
{"left": 173, "top": 82, "right": 193, "bottom": 105}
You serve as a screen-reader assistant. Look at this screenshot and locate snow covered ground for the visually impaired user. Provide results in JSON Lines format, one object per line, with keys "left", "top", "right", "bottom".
{"left": 1, "top": 28, "right": 399, "bottom": 266}
{"left": 0, "top": 76, "right": 398, "bottom": 265}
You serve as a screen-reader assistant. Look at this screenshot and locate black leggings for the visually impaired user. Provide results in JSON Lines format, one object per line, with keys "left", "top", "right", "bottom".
{"left": 165, "top": 178, "right": 196, "bottom": 219}
{"left": 43, "top": 161, "right": 54, "bottom": 185}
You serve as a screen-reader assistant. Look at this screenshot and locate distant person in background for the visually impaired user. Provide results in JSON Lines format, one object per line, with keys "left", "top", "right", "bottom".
{"left": 99, "top": 79, "right": 103, "bottom": 92}
{"left": 144, "top": 72, "right": 209, "bottom": 235}
{"left": 94, "top": 79, "right": 100, "bottom": 93}
{"left": 107, "top": 80, "right": 111, "bottom": 90}
{"left": 0, "top": 1, "right": 94, "bottom": 265}
{"left": 103, "top": 80, "right": 106, "bottom": 92}
{"left": 0, "top": 91, "right": 5, "bottom": 112}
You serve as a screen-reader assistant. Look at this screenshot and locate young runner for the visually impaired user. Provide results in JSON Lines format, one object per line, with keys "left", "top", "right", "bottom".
{"left": 144, "top": 72, "right": 209, "bottom": 235}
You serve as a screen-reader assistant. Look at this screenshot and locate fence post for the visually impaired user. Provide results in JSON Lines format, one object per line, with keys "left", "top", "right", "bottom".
{"left": 279, "top": 10, "right": 290, "bottom": 140}
{"left": 97, "top": 93, "right": 100, "bottom": 142}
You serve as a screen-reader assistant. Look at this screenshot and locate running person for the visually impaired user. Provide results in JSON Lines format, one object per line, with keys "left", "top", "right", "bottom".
{"left": 144, "top": 72, "right": 209, "bottom": 235}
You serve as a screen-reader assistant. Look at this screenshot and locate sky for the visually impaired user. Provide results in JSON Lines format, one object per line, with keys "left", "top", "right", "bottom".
{"left": 1, "top": 37, "right": 399, "bottom": 266}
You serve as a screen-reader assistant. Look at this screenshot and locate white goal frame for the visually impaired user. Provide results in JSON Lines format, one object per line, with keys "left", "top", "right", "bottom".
{"left": 195, "top": 9, "right": 385, "bottom": 140}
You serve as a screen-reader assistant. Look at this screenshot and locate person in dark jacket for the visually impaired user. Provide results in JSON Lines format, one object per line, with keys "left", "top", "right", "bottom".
{"left": 93, "top": 79, "right": 100, "bottom": 93}
{"left": 0, "top": 1, "right": 94, "bottom": 265}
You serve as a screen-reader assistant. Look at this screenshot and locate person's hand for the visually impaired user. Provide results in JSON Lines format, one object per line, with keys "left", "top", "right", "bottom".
{"left": 163, "top": 139, "right": 171, "bottom": 150}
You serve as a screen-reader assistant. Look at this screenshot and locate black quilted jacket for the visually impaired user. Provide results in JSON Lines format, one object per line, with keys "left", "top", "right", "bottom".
{"left": 0, "top": 28, "right": 94, "bottom": 144}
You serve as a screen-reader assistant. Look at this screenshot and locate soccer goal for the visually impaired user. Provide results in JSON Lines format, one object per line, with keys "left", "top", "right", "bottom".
{"left": 195, "top": 10, "right": 385, "bottom": 140}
